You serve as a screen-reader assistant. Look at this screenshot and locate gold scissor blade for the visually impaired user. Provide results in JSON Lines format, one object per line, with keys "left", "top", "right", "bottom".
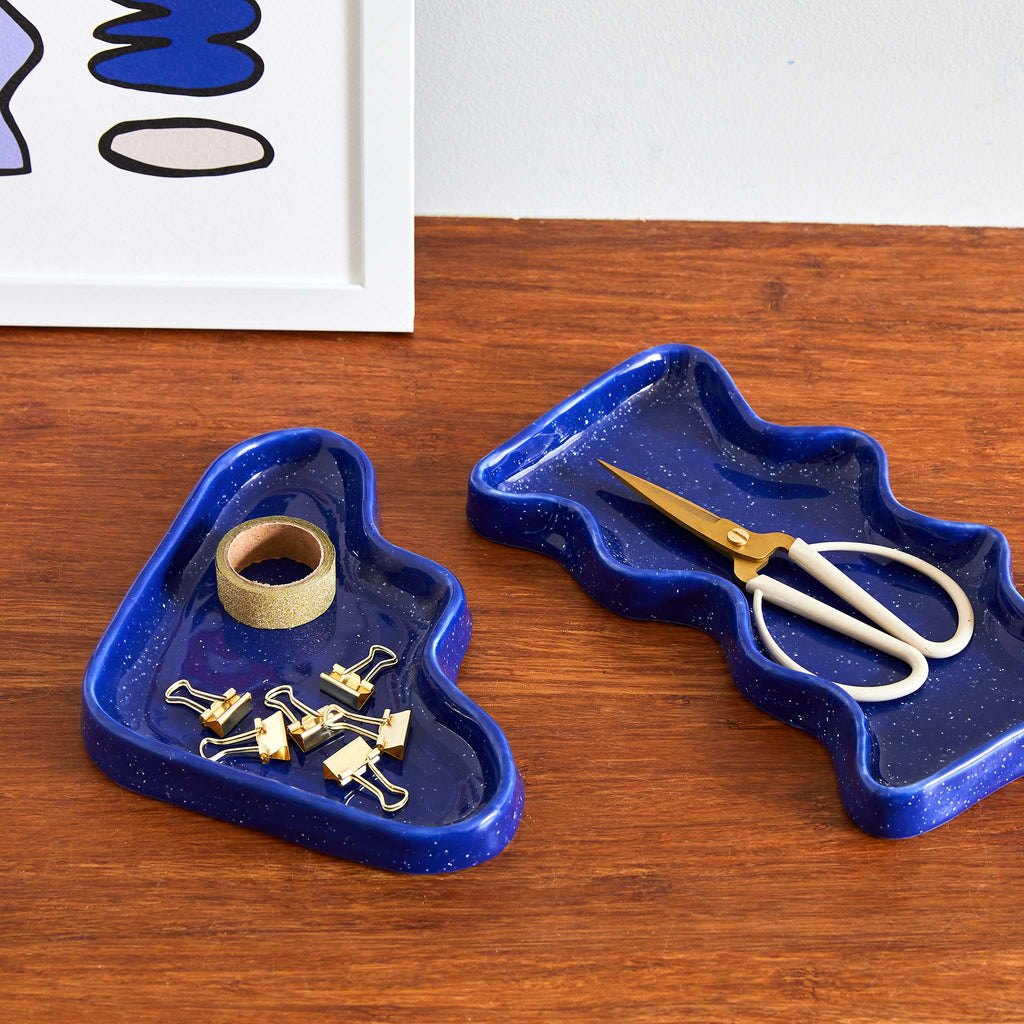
{"left": 598, "top": 460, "right": 795, "bottom": 581}
{"left": 598, "top": 460, "right": 722, "bottom": 531}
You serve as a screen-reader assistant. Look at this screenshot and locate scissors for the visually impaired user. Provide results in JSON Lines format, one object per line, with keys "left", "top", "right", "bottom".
{"left": 598, "top": 461, "right": 974, "bottom": 703}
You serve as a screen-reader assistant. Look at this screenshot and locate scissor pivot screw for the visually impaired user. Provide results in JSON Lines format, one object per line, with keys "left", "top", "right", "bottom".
{"left": 727, "top": 527, "right": 750, "bottom": 547}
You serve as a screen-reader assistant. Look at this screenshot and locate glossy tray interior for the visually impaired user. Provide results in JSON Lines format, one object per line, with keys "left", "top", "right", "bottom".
{"left": 83, "top": 428, "right": 523, "bottom": 873}
{"left": 468, "top": 345, "right": 1024, "bottom": 837}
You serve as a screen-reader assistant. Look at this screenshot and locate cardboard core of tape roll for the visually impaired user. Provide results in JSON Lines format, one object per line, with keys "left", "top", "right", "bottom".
{"left": 215, "top": 516, "right": 336, "bottom": 629}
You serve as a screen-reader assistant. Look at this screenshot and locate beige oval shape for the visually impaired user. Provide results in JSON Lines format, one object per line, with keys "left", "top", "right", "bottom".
{"left": 109, "top": 124, "right": 269, "bottom": 173}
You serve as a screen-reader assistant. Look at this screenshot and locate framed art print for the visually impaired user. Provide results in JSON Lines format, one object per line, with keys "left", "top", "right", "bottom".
{"left": 0, "top": 0, "right": 413, "bottom": 332}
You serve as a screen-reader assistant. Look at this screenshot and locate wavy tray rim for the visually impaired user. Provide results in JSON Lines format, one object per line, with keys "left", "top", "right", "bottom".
{"left": 468, "top": 344, "right": 1024, "bottom": 836}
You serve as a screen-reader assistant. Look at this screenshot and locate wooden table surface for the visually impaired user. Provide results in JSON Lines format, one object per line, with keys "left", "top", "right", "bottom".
{"left": 4, "top": 218, "right": 1024, "bottom": 1023}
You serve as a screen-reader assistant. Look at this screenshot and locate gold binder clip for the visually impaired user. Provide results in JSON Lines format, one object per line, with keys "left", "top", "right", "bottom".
{"left": 330, "top": 707, "right": 412, "bottom": 760}
{"left": 199, "top": 711, "right": 291, "bottom": 763}
{"left": 263, "top": 685, "right": 347, "bottom": 752}
{"left": 319, "top": 644, "right": 398, "bottom": 710}
{"left": 164, "top": 679, "right": 252, "bottom": 736}
{"left": 323, "top": 737, "right": 409, "bottom": 812}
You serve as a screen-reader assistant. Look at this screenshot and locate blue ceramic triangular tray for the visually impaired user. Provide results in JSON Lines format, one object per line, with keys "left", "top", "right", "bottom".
{"left": 83, "top": 429, "right": 523, "bottom": 873}
{"left": 468, "top": 345, "right": 1024, "bottom": 838}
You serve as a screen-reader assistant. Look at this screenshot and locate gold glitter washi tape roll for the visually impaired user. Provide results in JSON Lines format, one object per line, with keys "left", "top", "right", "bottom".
{"left": 215, "top": 516, "right": 336, "bottom": 629}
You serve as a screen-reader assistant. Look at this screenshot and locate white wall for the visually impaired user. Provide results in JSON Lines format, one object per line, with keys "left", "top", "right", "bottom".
{"left": 416, "top": 0, "right": 1024, "bottom": 225}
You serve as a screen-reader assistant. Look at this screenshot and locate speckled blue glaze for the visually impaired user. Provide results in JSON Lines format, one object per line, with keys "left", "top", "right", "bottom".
{"left": 82, "top": 429, "right": 523, "bottom": 873}
{"left": 468, "top": 345, "right": 1024, "bottom": 838}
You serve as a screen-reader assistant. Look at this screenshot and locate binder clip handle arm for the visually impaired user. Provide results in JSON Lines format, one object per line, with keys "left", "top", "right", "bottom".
{"left": 263, "top": 684, "right": 317, "bottom": 727}
{"left": 165, "top": 679, "right": 216, "bottom": 715}
{"left": 199, "top": 734, "right": 260, "bottom": 763}
{"left": 358, "top": 763, "right": 409, "bottom": 812}
{"left": 341, "top": 644, "right": 399, "bottom": 686}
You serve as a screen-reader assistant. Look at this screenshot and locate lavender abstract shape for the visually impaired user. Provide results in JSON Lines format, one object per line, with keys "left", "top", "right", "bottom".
{"left": 89, "top": 0, "right": 263, "bottom": 96}
{"left": 0, "top": 0, "right": 42, "bottom": 175}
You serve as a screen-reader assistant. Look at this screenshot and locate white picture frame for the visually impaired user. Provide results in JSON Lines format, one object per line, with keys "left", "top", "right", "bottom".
{"left": 0, "top": 0, "right": 413, "bottom": 332}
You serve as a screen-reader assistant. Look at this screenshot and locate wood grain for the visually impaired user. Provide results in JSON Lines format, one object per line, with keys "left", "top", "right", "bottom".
{"left": 3, "top": 218, "right": 1024, "bottom": 1023}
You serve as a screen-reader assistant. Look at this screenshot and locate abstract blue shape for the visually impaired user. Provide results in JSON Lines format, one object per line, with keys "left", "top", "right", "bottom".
{"left": 468, "top": 345, "right": 1024, "bottom": 839}
{"left": 0, "top": 0, "right": 42, "bottom": 175}
{"left": 82, "top": 429, "right": 524, "bottom": 873}
{"left": 89, "top": 0, "right": 263, "bottom": 95}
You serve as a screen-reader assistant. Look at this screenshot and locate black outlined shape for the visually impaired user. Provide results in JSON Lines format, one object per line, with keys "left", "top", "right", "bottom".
{"left": 0, "top": 0, "right": 43, "bottom": 176}
{"left": 88, "top": 0, "right": 264, "bottom": 96}
{"left": 98, "top": 117, "right": 274, "bottom": 177}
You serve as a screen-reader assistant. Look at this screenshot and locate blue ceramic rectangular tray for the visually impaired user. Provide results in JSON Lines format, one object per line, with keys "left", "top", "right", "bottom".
{"left": 82, "top": 428, "right": 523, "bottom": 873}
{"left": 468, "top": 345, "right": 1024, "bottom": 838}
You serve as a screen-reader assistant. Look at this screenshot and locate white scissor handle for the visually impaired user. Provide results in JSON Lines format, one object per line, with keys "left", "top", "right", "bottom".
{"left": 746, "top": 539, "right": 975, "bottom": 703}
